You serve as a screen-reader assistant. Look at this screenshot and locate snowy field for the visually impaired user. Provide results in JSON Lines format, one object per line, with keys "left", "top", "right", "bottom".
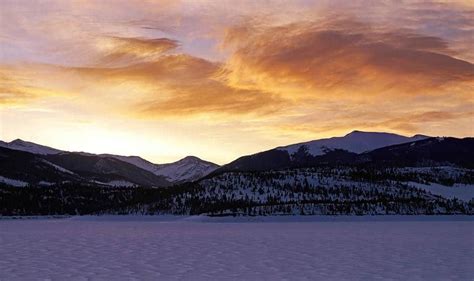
{"left": 0, "top": 216, "right": 473, "bottom": 280}
{"left": 406, "top": 181, "right": 474, "bottom": 202}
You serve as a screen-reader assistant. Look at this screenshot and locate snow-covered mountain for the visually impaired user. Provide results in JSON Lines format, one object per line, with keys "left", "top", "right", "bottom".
{"left": 103, "top": 154, "right": 219, "bottom": 183}
{"left": 2, "top": 133, "right": 473, "bottom": 216}
{"left": 0, "top": 139, "right": 63, "bottom": 155}
{"left": 0, "top": 139, "right": 219, "bottom": 184}
{"left": 278, "top": 130, "right": 429, "bottom": 156}
{"left": 217, "top": 130, "right": 432, "bottom": 172}
{"left": 154, "top": 156, "right": 219, "bottom": 183}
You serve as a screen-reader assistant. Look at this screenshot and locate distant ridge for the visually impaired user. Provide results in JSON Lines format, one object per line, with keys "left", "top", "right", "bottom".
{"left": 2, "top": 131, "right": 472, "bottom": 187}
{"left": 104, "top": 154, "right": 219, "bottom": 183}
{"left": 1, "top": 131, "right": 473, "bottom": 217}
{"left": 278, "top": 130, "right": 429, "bottom": 156}
{"left": 0, "top": 139, "right": 219, "bottom": 184}
{"left": 0, "top": 139, "right": 63, "bottom": 155}
{"left": 215, "top": 130, "right": 435, "bottom": 172}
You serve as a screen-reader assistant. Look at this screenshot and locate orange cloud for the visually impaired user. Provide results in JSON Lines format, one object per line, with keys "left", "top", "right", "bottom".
{"left": 0, "top": 35, "right": 285, "bottom": 117}
{"left": 70, "top": 53, "right": 285, "bottom": 117}
{"left": 2, "top": 0, "right": 474, "bottom": 165}
{"left": 0, "top": 74, "right": 35, "bottom": 105}
{"left": 275, "top": 107, "right": 474, "bottom": 139}
{"left": 379, "top": 111, "right": 474, "bottom": 133}
{"left": 0, "top": 66, "right": 67, "bottom": 106}
{"left": 221, "top": 20, "right": 474, "bottom": 100}
{"left": 96, "top": 37, "right": 180, "bottom": 65}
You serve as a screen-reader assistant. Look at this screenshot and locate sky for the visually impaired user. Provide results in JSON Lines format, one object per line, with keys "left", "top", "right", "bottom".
{"left": 0, "top": 0, "right": 473, "bottom": 164}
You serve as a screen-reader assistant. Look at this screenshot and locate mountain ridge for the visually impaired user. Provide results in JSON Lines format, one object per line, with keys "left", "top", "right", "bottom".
{"left": 0, "top": 139, "right": 219, "bottom": 183}
{"left": 2, "top": 131, "right": 472, "bottom": 187}
{"left": 1, "top": 131, "right": 473, "bottom": 216}
{"left": 277, "top": 130, "right": 429, "bottom": 156}
{"left": 0, "top": 139, "right": 63, "bottom": 155}
{"left": 214, "top": 131, "right": 473, "bottom": 173}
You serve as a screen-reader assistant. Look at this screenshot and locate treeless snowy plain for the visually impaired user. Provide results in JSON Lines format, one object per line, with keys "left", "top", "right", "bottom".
{"left": 0, "top": 216, "right": 473, "bottom": 280}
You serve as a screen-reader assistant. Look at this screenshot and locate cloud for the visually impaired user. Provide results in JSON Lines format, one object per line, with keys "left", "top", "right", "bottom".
{"left": 0, "top": 34, "right": 284, "bottom": 117}
{"left": 2, "top": 0, "right": 474, "bottom": 165}
{"left": 274, "top": 105, "right": 474, "bottom": 139}
{"left": 220, "top": 19, "right": 474, "bottom": 101}
{"left": 0, "top": 0, "right": 183, "bottom": 66}
{"left": 96, "top": 37, "right": 180, "bottom": 65}
{"left": 378, "top": 111, "right": 474, "bottom": 132}
{"left": 1, "top": 1, "right": 473, "bottom": 140}
{"left": 0, "top": 65, "right": 71, "bottom": 105}
{"left": 71, "top": 53, "right": 284, "bottom": 117}
{"left": 0, "top": 74, "right": 35, "bottom": 105}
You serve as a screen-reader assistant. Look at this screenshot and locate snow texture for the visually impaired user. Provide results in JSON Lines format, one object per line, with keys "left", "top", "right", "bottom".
{"left": 0, "top": 176, "right": 27, "bottom": 187}
{"left": 0, "top": 139, "right": 218, "bottom": 183}
{"left": 92, "top": 180, "right": 137, "bottom": 187}
{"left": 103, "top": 155, "right": 218, "bottom": 183}
{"left": 407, "top": 182, "right": 474, "bottom": 202}
{"left": 41, "top": 159, "right": 76, "bottom": 175}
{"left": 153, "top": 156, "right": 219, "bottom": 182}
{"left": 0, "top": 217, "right": 472, "bottom": 280}
{"left": 278, "top": 130, "right": 428, "bottom": 156}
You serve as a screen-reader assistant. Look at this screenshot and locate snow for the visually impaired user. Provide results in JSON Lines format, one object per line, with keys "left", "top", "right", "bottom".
{"left": 71, "top": 214, "right": 474, "bottom": 223}
{"left": 0, "top": 217, "right": 472, "bottom": 280}
{"left": 38, "top": 181, "right": 54, "bottom": 186}
{"left": 105, "top": 155, "right": 219, "bottom": 183}
{"left": 90, "top": 180, "right": 137, "bottom": 187}
{"left": 0, "top": 139, "right": 217, "bottom": 183}
{"left": 0, "top": 175, "right": 28, "bottom": 187}
{"left": 153, "top": 156, "right": 219, "bottom": 182}
{"left": 0, "top": 139, "right": 62, "bottom": 155}
{"left": 41, "top": 159, "right": 76, "bottom": 175}
{"left": 277, "top": 130, "right": 428, "bottom": 156}
{"left": 407, "top": 182, "right": 474, "bottom": 202}
{"left": 187, "top": 168, "right": 465, "bottom": 216}
{"left": 105, "top": 180, "right": 137, "bottom": 187}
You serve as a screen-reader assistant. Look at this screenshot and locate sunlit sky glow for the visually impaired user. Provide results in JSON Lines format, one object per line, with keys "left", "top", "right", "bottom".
{"left": 1, "top": 0, "right": 473, "bottom": 164}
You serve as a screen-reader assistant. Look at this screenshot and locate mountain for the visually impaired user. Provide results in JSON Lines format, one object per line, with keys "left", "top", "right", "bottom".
{"left": 0, "top": 147, "right": 81, "bottom": 186}
{"left": 216, "top": 131, "right": 429, "bottom": 172}
{"left": 0, "top": 146, "right": 170, "bottom": 187}
{"left": 153, "top": 156, "right": 219, "bottom": 183}
{"left": 101, "top": 155, "right": 219, "bottom": 183}
{"left": 101, "top": 154, "right": 158, "bottom": 173}
{"left": 2, "top": 132, "right": 471, "bottom": 189}
{"left": 0, "top": 139, "right": 63, "bottom": 155}
{"left": 44, "top": 153, "right": 171, "bottom": 187}
{"left": 360, "top": 137, "right": 474, "bottom": 168}
{"left": 0, "top": 139, "right": 219, "bottom": 184}
{"left": 2, "top": 133, "right": 473, "bottom": 216}
{"left": 278, "top": 130, "right": 428, "bottom": 156}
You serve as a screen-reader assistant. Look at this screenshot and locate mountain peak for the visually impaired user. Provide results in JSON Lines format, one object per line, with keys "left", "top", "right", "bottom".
{"left": 101, "top": 154, "right": 218, "bottom": 183}
{"left": 345, "top": 130, "right": 395, "bottom": 137}
{"left": 412, "top": 134, "right": 430, "bottom": 139}
{"left": 153, "top": 155, "right": 219, "bottom": 183}
{"left": 279, "top": 130, "right": 429, "bottom": 156}
{"left": 11, "top": 138, "right": 27, "bottom": 144}
{"left": 180, "top": 156, "right": 201, "bottom": 162}
{"left": 347, "top": 130, "right": 364, "bottom": 135}
{"left": 0, "top": 139, "right": 62, "bottom": 155}
{"left": 1, "top": 138, "right": 220, "bottom": 184}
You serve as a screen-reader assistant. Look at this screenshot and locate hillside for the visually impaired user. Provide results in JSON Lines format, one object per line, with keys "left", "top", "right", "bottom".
{"left": 0, "top": 139, "right": 219, "bottom": 184}
{"left": 216, "top": 136, "right": 474, "bottom": 173}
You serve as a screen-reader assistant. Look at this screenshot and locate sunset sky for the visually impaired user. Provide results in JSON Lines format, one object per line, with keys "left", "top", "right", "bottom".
{"left": 1, "top": 0, "right": 473, "bottom": 164}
